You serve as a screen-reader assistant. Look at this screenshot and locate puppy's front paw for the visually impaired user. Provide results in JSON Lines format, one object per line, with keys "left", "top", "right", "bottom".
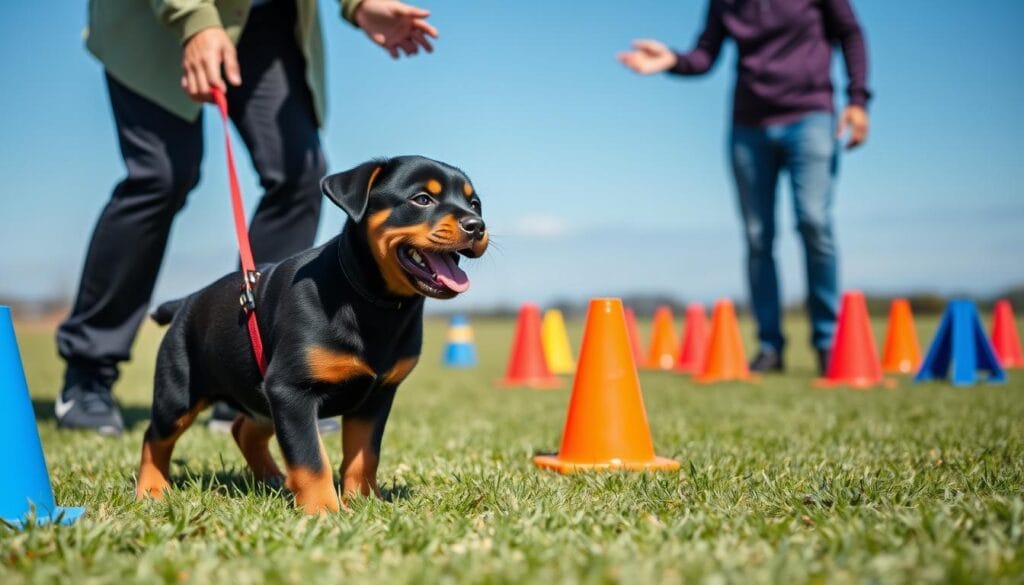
{"left": 286, "top": 467, "right": 341, "bottom": 514}
{"left": 135, "top": 477, "right": 170, "bottom": 501}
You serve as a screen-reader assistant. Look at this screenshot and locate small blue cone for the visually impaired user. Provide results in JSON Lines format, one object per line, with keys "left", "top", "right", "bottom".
{"left": 914, "top": 299, "right": 1006, "bottom": 386}
{"left": 0, "top": 306, "right": 84, "bottom": 528}
{"left": 443, "top": 314, "right": 478, "bottom": 368}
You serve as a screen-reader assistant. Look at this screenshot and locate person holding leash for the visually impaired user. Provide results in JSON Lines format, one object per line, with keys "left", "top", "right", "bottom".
{"left": 56, "top": 0, "right": 438, "bottom": 436}
{"left": 618, "top": 0, "right": 871, "bottom": 374}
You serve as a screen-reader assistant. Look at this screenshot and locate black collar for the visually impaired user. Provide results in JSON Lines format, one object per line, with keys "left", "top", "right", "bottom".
{"left": 336, "top": 230, "right": 409, "bottom": 310}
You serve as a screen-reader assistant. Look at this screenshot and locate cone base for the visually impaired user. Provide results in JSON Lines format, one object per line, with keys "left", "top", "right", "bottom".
{"left": 882, "top": 363, "right": 918, "bottom": 375}
{"left": 813, "top": 376, "right": 896, "bottom": 390}
{"left": 533, "top": 454, "right": 680, "bottom": 474}
{"left": 694, "top": 373, "right": 760, "bottom": 384}
{"left": 3, "top": 506, "right": 85, "bottom": 529}
{"left": 495, "top": 377, "right": 564, "bottom": 390}
{"left": 1000, "top": 358, "right": 1024, "bottom": 369}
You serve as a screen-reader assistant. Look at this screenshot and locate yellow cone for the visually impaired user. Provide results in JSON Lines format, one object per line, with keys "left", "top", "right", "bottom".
{"left": 542, "top": 309, "right": 576, "bottom": 375}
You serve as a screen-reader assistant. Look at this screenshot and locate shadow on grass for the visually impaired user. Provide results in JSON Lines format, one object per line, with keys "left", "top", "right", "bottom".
{"left": 166, "top": 467, "right": 416, "bottom": 504}
{"left": 32, "top": 398, "right": 152, "bottom": 430}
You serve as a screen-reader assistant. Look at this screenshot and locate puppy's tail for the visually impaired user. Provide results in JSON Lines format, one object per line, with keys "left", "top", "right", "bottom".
{"left": 151, "top": 298, "right": 186, "bottom": 326}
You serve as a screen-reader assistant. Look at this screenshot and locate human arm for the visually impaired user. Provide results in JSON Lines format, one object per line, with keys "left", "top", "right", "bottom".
{"left": 348, "top": 0, "right": 439, "bottom": 59}
{"left": 617, "top": 2, "right": 725, "bottom": 76}
{"left": 149, "top": 0, "right": 239, "bottom": 102}
{"left": 823, "top": 0, "right": 871, "bottom": 149}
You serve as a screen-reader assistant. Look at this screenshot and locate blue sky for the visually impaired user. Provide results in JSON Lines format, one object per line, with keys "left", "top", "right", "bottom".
{"left": 1, "top": 0, "right": 1022, "bottom": 313}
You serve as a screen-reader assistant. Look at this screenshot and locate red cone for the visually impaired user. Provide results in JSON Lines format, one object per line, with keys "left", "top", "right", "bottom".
{"left": 496, "top": 304, "right": 563, "bottom": 389}
{"left": 814, "top": 291, "right": 887, "bottom": 389}
{"left": 991, "top": 300, "right": 1024, "bottom": 368}
{"left": 674, "top": 303, "right": 709, "bottom": 374}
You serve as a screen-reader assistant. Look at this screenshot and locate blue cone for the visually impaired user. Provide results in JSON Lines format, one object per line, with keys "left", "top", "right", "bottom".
{"left": 443, "top": 314, "right": 478, "bottom": 368}
{"left": 914, "top": 299, "right": 1006, "bottom": 386}
{"left": 0, "top": 306, "right": 84, "bottom": 527}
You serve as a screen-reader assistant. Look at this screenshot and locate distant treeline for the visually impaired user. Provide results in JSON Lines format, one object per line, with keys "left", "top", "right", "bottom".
{"left": 4, "top": 285, "right": 1023, "bottom": 321}
{"left": 433, "top": 286, "right": 1024, "bottom": 319}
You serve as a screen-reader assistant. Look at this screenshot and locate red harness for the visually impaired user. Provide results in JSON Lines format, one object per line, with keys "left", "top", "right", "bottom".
{"left": 210, "top": 88, "right": 268, "bottom": 376}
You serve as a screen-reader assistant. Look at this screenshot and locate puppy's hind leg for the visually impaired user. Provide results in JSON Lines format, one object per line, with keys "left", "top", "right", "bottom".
{"left": 231, "top": 415, "right": 284, "bottom": 486}
{"left": 137, "top": 340, "right": 208, "bottom": 500}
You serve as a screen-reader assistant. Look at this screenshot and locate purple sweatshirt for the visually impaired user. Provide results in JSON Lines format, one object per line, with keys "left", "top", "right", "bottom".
{"left": 669, "top": 0, "right": 871, "bottom": 126}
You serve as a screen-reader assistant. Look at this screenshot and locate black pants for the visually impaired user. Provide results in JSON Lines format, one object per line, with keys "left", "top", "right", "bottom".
{"left": 57, "top": 0, "right": 325, "bottom": 383}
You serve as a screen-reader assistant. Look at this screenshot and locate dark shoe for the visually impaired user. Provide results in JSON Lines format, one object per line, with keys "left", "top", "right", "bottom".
{"left": 207, "top": 402, "right": 340, "bottom": 435}
{"left": 206, "top": 402, "right": 239, "bottom": 434}
{"left": 749, "top": 349, "right": 784, "bottom": 373}
{"left": 55, "top": 370, "right": 124, "bottom": 437}
{"left": 816, "top": 348, "right": 832, "bottom": 376}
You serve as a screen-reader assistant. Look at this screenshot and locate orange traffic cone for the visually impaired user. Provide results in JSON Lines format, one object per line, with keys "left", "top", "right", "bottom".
{"left": 815, "top": 291, "right": 888, "bottom": 389}
{"left": 497, "top": 303, "right": 563, "bottom": 389}
{"left": 624, "top": 307, "right": 646, "bottom": 366}
{"left": 644, "top": 306, "right": 678, "bottom": 370}
{"left": 534, "top": 298, "right": 679, "bottom": 473}
{"left": 696, "top": 299, "right": 754, "bottom": 383}
{"left": 991, "top": 300, "right": 1024, "bottom": 368}
{"left": 881, "top": 299, "right": 922, "bottom": 374}
{"left": 674, "top": 303, "right": 709, "bottom": 374}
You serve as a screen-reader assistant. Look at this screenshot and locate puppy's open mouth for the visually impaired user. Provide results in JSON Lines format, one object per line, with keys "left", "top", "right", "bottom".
{"left": 398, "top": 245, "right": 470, "bottom": 297}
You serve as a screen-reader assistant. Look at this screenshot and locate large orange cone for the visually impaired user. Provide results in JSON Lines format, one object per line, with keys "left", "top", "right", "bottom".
{"left": 991, "top": 300, "right": 1024, "bottom": 368}
{"left": 881, "top": 299, "right": 922, "bottom": 374}
{"left": 815, "top": 291, "right": 888, "bottom": 389}
{"left": 674, "top": 303, "right": 709, "bottom": 374}
{"left": 696, "top": 299, "right": 754, "bottom": 383}
{"left": 644, "top": 306, "right": 678, "bottom": 370}
{"left": 534, "top": 298, "right": 679, "bottom": 473}
{"left": 497, "top": 304, "right": 563, "bottom": 389}
{"left": 624, "top": 307, "right": 646, "bottom": 366}
{"left": 541, "top": 309, "right": 576, "bottom": 375}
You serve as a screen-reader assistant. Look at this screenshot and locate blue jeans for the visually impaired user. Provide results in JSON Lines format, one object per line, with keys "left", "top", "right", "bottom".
{"left": 730, "top": 112, "right": 839, "bottom": 352}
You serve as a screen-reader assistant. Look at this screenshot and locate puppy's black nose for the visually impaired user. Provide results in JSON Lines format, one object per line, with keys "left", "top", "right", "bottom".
{"left": 459, "top": 216, "right": 486, "bottom": 240}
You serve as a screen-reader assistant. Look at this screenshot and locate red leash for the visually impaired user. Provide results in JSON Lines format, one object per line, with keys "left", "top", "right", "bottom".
{"left": 210, "top": 88, "right": 268, "bottom": 376}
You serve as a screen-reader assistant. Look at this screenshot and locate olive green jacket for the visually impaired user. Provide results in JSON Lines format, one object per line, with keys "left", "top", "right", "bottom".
{"left": 85, "top": 0, "right": 364, "bottom": 126}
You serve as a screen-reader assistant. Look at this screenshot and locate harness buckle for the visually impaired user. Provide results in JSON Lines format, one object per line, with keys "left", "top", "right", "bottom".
{"left": 239, "top": 270, "right": 261, "bottom": 314}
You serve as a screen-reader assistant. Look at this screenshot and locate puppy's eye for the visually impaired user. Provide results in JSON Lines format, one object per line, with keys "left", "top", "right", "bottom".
{"left": 469, "top": 199, "right": 481, "bottom": 211}
{"left": 409, "top": 193, "right": 435, "bottom": 207}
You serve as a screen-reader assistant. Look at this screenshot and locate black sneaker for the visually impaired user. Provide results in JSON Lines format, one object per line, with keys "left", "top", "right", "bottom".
{"left": 749, "top": 349, "right": 784, "bottom": 373}
{"left": 206, "top": 402, "right": 341, "bottom": 435}
{"left": 55, "top": 370, "right": 124, "bottom": 437}
{"left": 816, "top": 348, "right": 832, "bottom": 376}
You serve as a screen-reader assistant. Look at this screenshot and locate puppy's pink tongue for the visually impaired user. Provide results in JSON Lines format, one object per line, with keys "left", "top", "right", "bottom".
{"left": 423, "top": 251, "right": 470, "bottom": 293}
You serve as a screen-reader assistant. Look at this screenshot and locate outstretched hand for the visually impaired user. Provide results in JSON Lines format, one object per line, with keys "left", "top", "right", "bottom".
{"left": 355, "top": 0, "right": 438, "bottom": 59}
{"left": 837, "top": 105, "right": 869, "bottom": 150}
{"left": 617, "top": 39, "right": 678, "bottom": 75}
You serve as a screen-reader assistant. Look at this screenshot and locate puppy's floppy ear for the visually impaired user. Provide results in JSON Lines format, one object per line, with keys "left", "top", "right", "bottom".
{"left": 320, "top": 159, "right": 387, "bottom": 223}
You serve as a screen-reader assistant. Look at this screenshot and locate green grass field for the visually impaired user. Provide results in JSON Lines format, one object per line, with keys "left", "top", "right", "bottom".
{"left": 2, "top": 313, "right": 1023, "bottom": 584}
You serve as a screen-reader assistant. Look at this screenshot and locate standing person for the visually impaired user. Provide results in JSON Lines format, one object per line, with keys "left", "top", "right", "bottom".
{"left": 56, "top": 0, "right": 439, "bottom": 436}
{"left": 618, "top": 0, "right": 871, "bottom": 374}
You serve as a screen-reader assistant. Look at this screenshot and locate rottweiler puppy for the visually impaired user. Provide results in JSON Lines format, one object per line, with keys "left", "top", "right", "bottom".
{"left": 137, "top": 155, "right": 488, "bottom": 514}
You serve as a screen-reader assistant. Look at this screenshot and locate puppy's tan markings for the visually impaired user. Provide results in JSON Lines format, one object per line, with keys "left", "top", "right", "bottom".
{"left": 136, "top": 400, "right": 209, "bottom": 500}
{"left": 429, "top": 215, "right": 462, "bottom": 246}
{"left": 231, "top": 415, "right": 283, "bottom": 483}
{"left": 366, "top": 165, "right": 382, "bottom": 194}
{"left": 382, "top": 356, "right": 419, "bottom": 386}
{"left": 425, "top": 179, "right": 443, "bottom": 195}
{"left": 462, "top": 182, "right": 474, "bottom": 197}
{"left": 286, "top": 439, "right": 340, "bottom": 514}
{"left": 307, "top": 346, "right": 374, "bottom": 384}
{"left": 366, "top": 209, "right": 433, "bottom": 296}
{"left": 341, "top": 418, "right": 382, "bottom": 499}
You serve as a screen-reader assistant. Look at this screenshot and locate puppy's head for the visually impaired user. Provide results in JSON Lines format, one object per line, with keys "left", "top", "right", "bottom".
{"left": 321, "top": 156, "right": 489, "bottom": 299}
